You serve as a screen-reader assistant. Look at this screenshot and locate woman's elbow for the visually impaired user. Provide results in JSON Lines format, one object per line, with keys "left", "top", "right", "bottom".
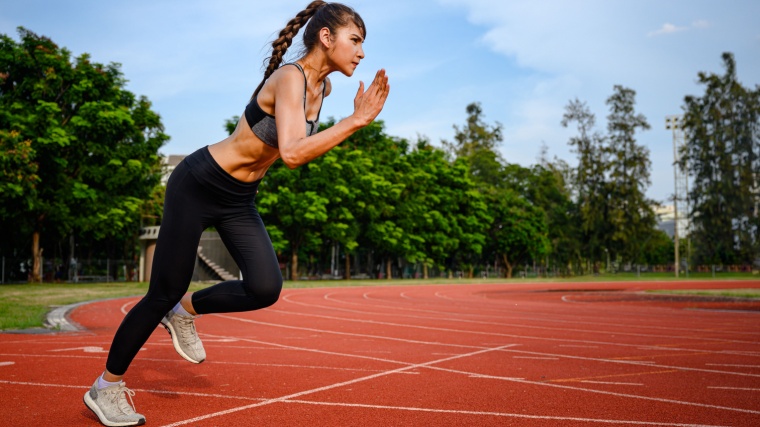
{"left": 280, "top": 152, "right": 303, "bottom": 169}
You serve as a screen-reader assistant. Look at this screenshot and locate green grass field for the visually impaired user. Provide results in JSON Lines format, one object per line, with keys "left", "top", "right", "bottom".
{"left": 1, "top": 273, "right": 758, "bottom": 331}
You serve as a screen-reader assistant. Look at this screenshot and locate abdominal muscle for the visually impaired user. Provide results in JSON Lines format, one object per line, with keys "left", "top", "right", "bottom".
{"left": 207, "top": 114, "right": 281, "bottom": 183}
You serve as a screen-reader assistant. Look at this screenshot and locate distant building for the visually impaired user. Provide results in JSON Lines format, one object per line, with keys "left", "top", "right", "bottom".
{"left": 142, "top": 154, "right": 239, "bottom": 284}
{"left": 655, "top": 205, "right": 676, "bottom": 238}
{"left": 161, "top": 154, "right": 186, "bottom": 186}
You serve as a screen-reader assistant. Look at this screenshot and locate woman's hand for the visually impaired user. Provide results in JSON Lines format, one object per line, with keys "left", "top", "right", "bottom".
{"left": 352, "top": 69, "right": 390, "bottom": 127}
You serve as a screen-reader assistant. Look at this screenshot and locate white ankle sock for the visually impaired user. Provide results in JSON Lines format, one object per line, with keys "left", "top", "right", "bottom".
{"left": 97, "top": 374, "right": 121, "bottom": 389}
{"left": 173, "top": 302, "right": 193, "bottom": 317}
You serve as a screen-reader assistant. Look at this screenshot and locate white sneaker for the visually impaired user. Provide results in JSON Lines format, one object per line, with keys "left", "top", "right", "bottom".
{"left": 161, "top": 311, "right": 206, "bottom": 363}
{"left": 83, "top": 380, "right": 145, "bottom": 426}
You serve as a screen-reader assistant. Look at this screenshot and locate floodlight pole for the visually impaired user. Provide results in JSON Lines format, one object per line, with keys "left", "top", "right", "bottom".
{"left": 665, "top": 115, "right": 683, "bottom": 278}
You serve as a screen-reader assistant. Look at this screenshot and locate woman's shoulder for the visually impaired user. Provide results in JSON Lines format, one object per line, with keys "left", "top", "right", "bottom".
{"left": 260, "top": 65, "right": 305, "bottom": 101}
{"left": 325, "top": 76, "right": 332, "bottom": 97}
{"left": 268, "top": 64, "right": 304, "bottom": 84}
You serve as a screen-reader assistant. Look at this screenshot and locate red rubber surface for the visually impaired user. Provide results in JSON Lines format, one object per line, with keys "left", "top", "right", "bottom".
{"left": 1, "top": 280, "right": 759, "bottom": 426}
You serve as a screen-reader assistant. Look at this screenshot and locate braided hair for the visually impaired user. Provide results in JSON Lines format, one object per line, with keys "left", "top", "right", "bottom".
{"left": 251, "top": 1, "right": 366, "bottom": 99}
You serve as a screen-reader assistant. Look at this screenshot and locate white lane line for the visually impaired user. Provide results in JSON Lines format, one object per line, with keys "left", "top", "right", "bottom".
{"left": 399, "top": 292, "right": 414, "bottom": 300}
{"left": 212, "top": 313, "right": 760, "bottom": 379}
{"left": 0, "top": 361, "right": 15, "bottom": 367}
{"left": 199, "top": 332, "right": 520, "bottom": 372}
{"left": 434, "top": 292, "right": 453, "bottom": 300}
{"left": 197, "top": 327, "right": 760, "bottom": 417}
{"left": 281, "top": 288, "right": 758, "bottom": 339}
{"left": 0, "top": 380, "right": 726, "bottom": 427}
{"left": 420, "top": 364, "right": 760, "bottom": 416}
{"left": 160, "top": 344, "right": 517, "bottom": 427}
{"left": 706, "top": 364, "right": 760, "bottom": 368}
{"left": 275, "top": 296, "right": 760, "bottom": 349}
{"left": 580, "top": 381, "right": 644, "bottom": 386}
{"left": 708, "top": 386, "right": 760, "bottom": 391}
{"left": 559, "top": 345, "right": 599, "bottom": 348}
{"left": 0, "top": 380, "right": 263, "bottom": 401}
{"left": 504, "top": 348, "right": 760, "bottom": 379}
{"left": 212, "top": 314, "right": 489, "bottom": 351}
{"left": 513, "top": 356, "right": 559, "bottom": 360}
{"left": 48, "top": 346, "right": 109, "bottom": 353}
{"left": 120, "top": 301, "right": 136, "bottom": 315}
{"left": 0, "top": 353, "right": 417, "bottom": 374}
{"left": 283, "top": 400, "right": 723, "bottom": 427}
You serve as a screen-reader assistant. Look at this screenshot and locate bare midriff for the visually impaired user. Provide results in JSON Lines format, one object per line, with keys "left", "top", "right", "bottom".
{"left": 207, "top": 114, "right": 280, "bottom": 183}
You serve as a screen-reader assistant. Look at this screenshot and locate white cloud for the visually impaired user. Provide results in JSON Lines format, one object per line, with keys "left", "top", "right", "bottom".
{"left": 648, "top": 23, "right": 688, "bottom": 37}
{"left": 4, "top": 0, "right": 757, "bottom": 203}
{"left": 647, "top": 19, "right": 710, "bottom": 37}
{"left": 436, "top": 0, "right": 760, "bottom": 202}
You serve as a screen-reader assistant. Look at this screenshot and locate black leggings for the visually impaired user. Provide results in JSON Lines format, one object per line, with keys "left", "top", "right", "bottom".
{"left": 105, "top": 146, "right": 282, "bottom": 376}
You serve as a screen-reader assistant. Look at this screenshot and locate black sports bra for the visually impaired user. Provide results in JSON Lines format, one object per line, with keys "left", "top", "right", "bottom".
{"left": 244, "top": 63, "right": 326, "bottom": 148}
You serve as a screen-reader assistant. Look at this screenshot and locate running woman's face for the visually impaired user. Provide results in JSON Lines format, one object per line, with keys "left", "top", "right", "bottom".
{"left": 328, "top": 23, "right": 365, "bottom": 77}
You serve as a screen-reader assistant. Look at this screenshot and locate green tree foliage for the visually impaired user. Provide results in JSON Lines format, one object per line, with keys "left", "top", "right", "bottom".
{"left": 6, "top": 26, "right": 721, "bottom": 283}
{"left": 0, "top": 28, "right": 167, "bottom": 280}
{"left": 487, "top": 189, "right": 549, "bottom": 278}
{"left": 562, "top": 99, "right": 610, "bottom": 270}
{"left": 681, "top": 52, "right": 760, "bottom": 265}
{"left": 257, "top": 161, "right": 329, "bottom": 281}
{"left": 312, "top": 120, "right": 403, "bottom": 279}
{"left": 504, "top": 162, "right": 580, "bottom": 275}
{"left": 604, "top": 85, "right": 656, "bottom": 263}
{"left": 443, "top": 102, "right": 504, "bottom": 187}
{"left": 561, "top": 89, "right": 658, "bottom": 271}
{"left": 444, "top": 103, "right": 553, "bottom": 277}
{"left": 642, "top": 229, "right": 675, "bottom": 266}
{"left": 397, "top": 140, "right": 490, "bottom": 278}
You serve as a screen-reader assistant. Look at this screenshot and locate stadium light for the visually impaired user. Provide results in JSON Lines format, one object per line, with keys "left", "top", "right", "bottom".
{"left": 665, "top": 115, "right": 686, "bottom": 278}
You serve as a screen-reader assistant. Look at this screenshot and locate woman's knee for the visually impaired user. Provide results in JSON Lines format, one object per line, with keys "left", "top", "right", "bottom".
{"left": 244, "top": 274, "right": 282, "bottom": 308}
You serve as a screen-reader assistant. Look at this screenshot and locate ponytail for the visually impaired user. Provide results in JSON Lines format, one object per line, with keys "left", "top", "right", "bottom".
{"left": 250, "top": 1, "right": 326, "bottom": 99}
{"left": 250, "top": 2, "right": 366, "bottom": 100}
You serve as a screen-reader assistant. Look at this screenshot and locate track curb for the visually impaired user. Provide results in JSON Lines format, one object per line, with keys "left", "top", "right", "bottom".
{"left": 44, "top": 301, "right": 89, "bottom": 332}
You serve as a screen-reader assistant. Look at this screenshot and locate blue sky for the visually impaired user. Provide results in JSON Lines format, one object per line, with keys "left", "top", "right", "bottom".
{"left": 2, "top": 0, "right": 759, "bottom": 203}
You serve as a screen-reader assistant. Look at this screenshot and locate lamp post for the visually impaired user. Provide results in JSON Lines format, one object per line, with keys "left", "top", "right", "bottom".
{"left": 603, "top": 248, "right": 609, "bottom": 273}
{"left": 665, "top": 115, "right": 684, "bottom": 278}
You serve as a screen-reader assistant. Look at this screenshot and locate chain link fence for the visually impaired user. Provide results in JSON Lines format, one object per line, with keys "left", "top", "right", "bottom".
{"left": 1, "top": 255, "right": 756, "bottom": 284}
{"left": 0, "top": 257, "right": 137, "bottom": 284}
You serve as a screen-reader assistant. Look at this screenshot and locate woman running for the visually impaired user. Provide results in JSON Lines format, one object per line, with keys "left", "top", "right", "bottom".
{"left": 84, "top": 2, "right": 389, "bottom": 425}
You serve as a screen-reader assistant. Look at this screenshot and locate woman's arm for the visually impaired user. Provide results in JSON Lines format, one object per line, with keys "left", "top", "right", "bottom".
{"left": 276, "top": 68, "right": 389, "bottom": 169}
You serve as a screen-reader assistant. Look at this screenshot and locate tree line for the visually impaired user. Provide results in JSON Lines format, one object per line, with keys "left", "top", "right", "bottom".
{"left": 1, "top": 28, "right": 758, "bottom": 282}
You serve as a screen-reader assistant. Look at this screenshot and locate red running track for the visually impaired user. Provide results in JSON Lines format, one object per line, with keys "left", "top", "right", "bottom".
{"left": 1, "top": 280, "right": 759, "bottom": 426}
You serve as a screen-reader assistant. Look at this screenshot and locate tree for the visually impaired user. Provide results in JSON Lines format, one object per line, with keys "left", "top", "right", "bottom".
{"left": 604, "top": 85, "right": 656, "bottom": 264}
{"left": 642, "top": 230, "right": 675, "bottom": 266}
{"left": 681, "top": 52, "right": 760, "bottom": 265}
{"left": 0, "top": 27, "right": 167, "bottom": 281}
{"left": 562, "top": 99, "right": 610, "bottom": 271}
{"left": 504, "top": 162, "right": 580, "bottom": 275}
{"left": 328, "top": 120, "right": 406, "bottom": 279}
{"left": 257, "top": 161, "right": 329, "bottom": 281}
{"left": 397, "top": 140, "right": 489, "bottom": 278}
{"left": 488, "top": 189, "right": 549, "bottom": 278}
{"left": 443, "top": 102, "right": 504, "bottom": 187}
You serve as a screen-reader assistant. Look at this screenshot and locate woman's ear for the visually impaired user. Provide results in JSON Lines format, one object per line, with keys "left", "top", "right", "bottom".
{"left": 318, "top": 27, "right": 332, "bottom": 49}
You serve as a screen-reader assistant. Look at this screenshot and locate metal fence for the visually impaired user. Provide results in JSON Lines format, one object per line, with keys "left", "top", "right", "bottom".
{"left": 1, "top": 255, "right": 755, "bottom": 284}
{"left": 0, "top": 257, "right": 137, "bottom": 284}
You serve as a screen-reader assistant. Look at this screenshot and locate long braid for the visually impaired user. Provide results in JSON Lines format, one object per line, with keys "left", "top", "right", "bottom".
{"left": 250, "top": 1, "right": 326, "bottom": 99}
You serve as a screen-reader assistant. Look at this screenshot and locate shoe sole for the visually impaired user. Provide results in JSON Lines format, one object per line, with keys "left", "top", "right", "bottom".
{"left": 83, "top": 391, "right": 145, "bottom": 427}
{"left": 161, "top": 319, "right": 205, "bottom": 364}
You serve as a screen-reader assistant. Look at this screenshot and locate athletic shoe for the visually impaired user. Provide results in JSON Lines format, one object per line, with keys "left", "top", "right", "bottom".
{"left": 83, "top": 380, "right": 145, "bottom": 426}
{"left": 161, "top": 310, "right": 206, "bottom": 363}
